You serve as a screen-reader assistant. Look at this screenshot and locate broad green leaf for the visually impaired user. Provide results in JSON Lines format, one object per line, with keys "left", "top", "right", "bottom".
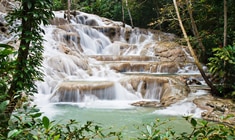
{"left": 7, "top": 129, "right": 21, "bottom": 138}
{"left": 42, "top": 116, "right": 50, "bottom": 129}
{"left": 146, "top": 125, "right": 152, "bottom": 135}
{"left": 0, "top": 44, "right": 14, "bottom": 49}
{"left": 31, "top": 112, "right": 42, "bottom": 118}
{"left": 190, "top": 118, "right": 197, "bottom": 127}
{"left": 53, "top": 134, "right": 60, "bottom": 140}
{"left": 33, "top": 136, "right": 38, "bottom": 140}
{"left": 0, "top": 100, "right": 9, "bottom": 112}
{"left": 27, "top": 2, "right": 32, "bottom": 9}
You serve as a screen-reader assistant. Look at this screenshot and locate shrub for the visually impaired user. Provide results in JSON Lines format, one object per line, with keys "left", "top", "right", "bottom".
{"left": 208, "top": 45, "right": 235, "bottom": 98}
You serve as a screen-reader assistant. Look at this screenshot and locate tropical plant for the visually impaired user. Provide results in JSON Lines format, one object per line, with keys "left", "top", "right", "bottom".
{"left": 0, "top": 100, "right": 123, "bottom": 139}
{"left": 0, "top": 0, "right": 54, "bottom": 137}
{"left": 138, "top": 116, "right": 235, "bottom": 140}
{"left": 0, "top": 44, "right": 16, "bottom": 136}
{"left": 137, "top": 119, "right": 175, "bottom": 140}
{"left": 0, "top": 44, "right": 15, "bottom": 100}
{"left": 208, "top": 45, "right": 235, "bottom": 98}
{"left": 52, "top": 0, "right": 66, "bottom": 10}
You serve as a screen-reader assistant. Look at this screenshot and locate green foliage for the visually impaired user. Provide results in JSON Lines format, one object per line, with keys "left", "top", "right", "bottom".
{"left": 137, "top": 116, "right": 235, "bottom": 140}
{"left": 0, "top": 103, "right": 123, "bottom": 140}
{"left": 208, "top": 45, "right": 235, "bottom": 98}
{"left": 179, "top": 116, "right": 235, "bottom": 140}
{"left": 0, "top": 44, "right": 15, "bottom": 96}
{"left": 52, "top": 0, "right": 67, "bottom": 10}
{"left": 6, "top": 0, "right": 54, "bottom": 94}
{"left": 52, "top": 0, "right": 162, "bottom": 28}
{"left": 0, "top": 0, "right": 54, "bottom": 137}
{"left": 78, "top": 0, "right": 123, "bottom": 22}
{"left": 155, "top": 0, "right": 235, "bottom": 62}
{"left": 137, "top": 119, "right": 175, "bottom": 140}
{"left": 1, "top": 103, "right": 234, "bottom": 140}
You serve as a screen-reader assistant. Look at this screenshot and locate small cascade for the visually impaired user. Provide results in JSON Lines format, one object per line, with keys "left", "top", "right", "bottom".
{"left": 144, "top": 82, "right": 163, "bottom": 100}
{"left": 76, "top": 26, "right": 111, "bottom": 54}
{"left": 153, "top": 90, "right": 209, "bottom": 118}
{"left": 50, "top": 81, "right": 116, "bottom": 102}
{"left": 49, "top": 80, "right": 142, "bottom": 103}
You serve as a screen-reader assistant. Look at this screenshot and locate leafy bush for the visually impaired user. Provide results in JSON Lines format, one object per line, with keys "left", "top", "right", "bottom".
{"left": 1, "top": 101, "right": 235, "bottom": 140}
{"left": 52, "top": 0, "right": 66, "bottom": 10}
{"left": 78, "top": 0, "right": 123, "bottom": 21}
{"left": 0, "top": 44, "right": 15, "bottom": 98}
{"left": 208, "top": 45, "right": 235, "bottom": 98}
{"left": 1, "top": 102, "right": 122, "bottom": 140}
{"left": 137, "top": 116, "right": 235, "bottom": 140}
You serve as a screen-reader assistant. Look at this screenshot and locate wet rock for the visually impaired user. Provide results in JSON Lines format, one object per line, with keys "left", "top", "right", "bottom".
{"left": 153, "top": 41, "right": 191, "bottom": 62}
{"left": 52, "top": 28, "right": 83, "bottom": 53}
{"left": 0, "top": 0, "right": 20, "bottom": 12}
{"left": 63, "top": 32, "right": 80, "bottom": 43}
{"left": 50, "top": 17, "right": 69, "bottom": 26}
{"left": 47, "top": 55, "right": 89, "bottom": 75}
{"left": 108, "top": 61, "right": 180, "bottom": 73}
{"left": 1, "top": 26, "right": 7, "bottom": 32}
{"left": 85, "top": 19, "right": 99, "bottom": 26}
{"left": 0, "top": 21, "right": 4, "bottom": 26}
{"left": 186, "top": 78, "right": 202, "bottom": 85}
{"left": 0, "top": 3, "right": 6, "bottom": 13}
{"left": 50, "top": 81, "right": 115, "bottom": 102}
{"left": 93, "top": 27, "right": 122, "bottom": 42}
{"left": 0, "top": 13, "right": 10, "bottom": 42}
{"left": 0, "top": 21, "right": 7, "bottom": 35}
{"left": 194, "top": 95, "right": 235, "bottom": 125}
{"left": 57, "top": 25, "right": 77, "bottom": 32}
{"left": 120, "top": 75, "right": 190, "bottom": 107}
{"left": 131, "top": 101, "right": 161, "bottom": 107}
{"left": 89, "top": 55, "right": 158, "bottom": 61}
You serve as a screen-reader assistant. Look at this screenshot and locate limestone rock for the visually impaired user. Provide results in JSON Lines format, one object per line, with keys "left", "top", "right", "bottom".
{"left": 50, "top": 17, "right": 69, "bottom": 26}
{"left": 0, "top": 0, "right": 20, "bottom": 12}
{"left": 50, "top": 81, "right": 115, "bottom": 102}
{"left": 194, "top": 95, "right": 235, "bottom": 125}
{"left": 131, "top": 101, "right": 161, "bottom": 108}
{"left": 121, "top": 75, "right": 190, "bottom": 107}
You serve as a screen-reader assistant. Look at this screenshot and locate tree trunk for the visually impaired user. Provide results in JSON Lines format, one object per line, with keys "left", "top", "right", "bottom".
{"left": 67, "top": 0, "right": 71, "bottom": 22}
{"left": 5, "top": 0, "right": 31, "bottom": 117}
{"left": 125, "top": 0, "right": 134, "bottom": 28}
{"left": 186, "top": 0, "right": 205, "bottom": 59}
{"left": 223, "top": 0, "right": 227, "bottom": 47}
{"left": 154, "top": 1, "right": 161, "bottom": 30}
{"left": 2, "top": 1, "right": 32, "bottom": 136}
{"left": 173, "top": 0, "right": 218, "bottom": 95}
{"left": 121, "top": 0, "right": 125, "bottom": 27}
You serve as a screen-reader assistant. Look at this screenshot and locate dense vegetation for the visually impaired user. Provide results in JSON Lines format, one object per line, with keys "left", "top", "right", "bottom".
{"left": 0, "top": 0, "right": 235, "bottom": 139}
{"left": 0, "top": 0, "right": 54, "bottom": 137}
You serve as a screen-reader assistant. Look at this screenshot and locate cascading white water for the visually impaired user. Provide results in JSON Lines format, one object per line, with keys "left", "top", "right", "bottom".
{"left": 77, "top": 26, "right": 111, "bottom": 54}
{"left": 37, "top": 11, "right": 171, "bottom": 104}
{"left": 33, "top": 11, "right": 208, "bottom": 114}
{"left": 0, "top": 10, "right": 209, "bottom": 138}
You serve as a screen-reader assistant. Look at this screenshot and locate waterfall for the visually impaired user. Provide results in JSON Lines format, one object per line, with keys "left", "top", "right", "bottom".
{"left": 36, "top": 11, "right": 206, "bottom": 105}
{"left": 0, "top": 10, "right": 207, "bottom": 118}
